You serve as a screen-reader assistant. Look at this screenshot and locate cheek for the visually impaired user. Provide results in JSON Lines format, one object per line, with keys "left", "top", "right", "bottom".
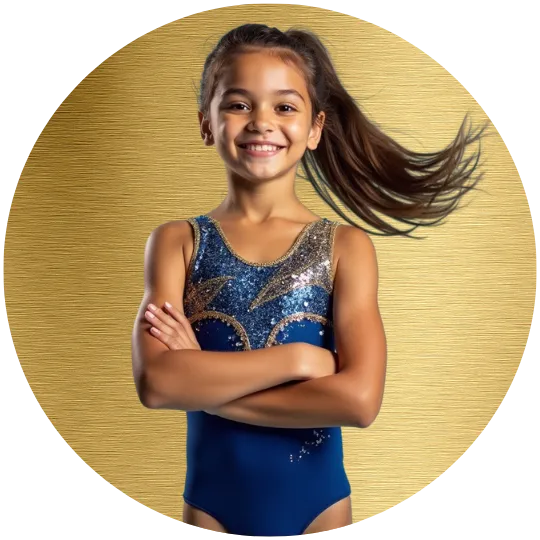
{"left": 284, "top": 120, "right": 310, "bottom": 142}
{"left": 219, "top": 119, "right": 243, "bottom": 143}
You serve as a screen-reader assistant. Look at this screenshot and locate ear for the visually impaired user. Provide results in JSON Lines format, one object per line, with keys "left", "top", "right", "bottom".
{"left": 198, "top": 111, "right": 214, "bottom": 146}
{"left": 306, "top": 111, "right": 326, "bottom": 151}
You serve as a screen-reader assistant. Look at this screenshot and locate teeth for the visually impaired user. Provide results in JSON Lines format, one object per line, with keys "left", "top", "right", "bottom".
{"left": 243, "top": 144, "right": 281, "bottom": 151}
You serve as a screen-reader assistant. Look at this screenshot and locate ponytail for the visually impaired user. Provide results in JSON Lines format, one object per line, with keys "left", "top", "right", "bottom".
{"left": 198, "top": 23, "right": 493, "bottom": 238}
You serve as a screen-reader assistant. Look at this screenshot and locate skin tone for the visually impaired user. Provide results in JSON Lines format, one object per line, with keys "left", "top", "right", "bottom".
{"left": 144, "top": 50, "right": 352, "bottom": 531}
{"left": 197, "top": 49, "right": 326, "bottom": 226}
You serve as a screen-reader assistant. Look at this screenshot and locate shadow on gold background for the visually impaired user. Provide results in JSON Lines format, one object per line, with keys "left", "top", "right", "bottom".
{"left": 5, "top": 4, "right": 535, "bottom": 525}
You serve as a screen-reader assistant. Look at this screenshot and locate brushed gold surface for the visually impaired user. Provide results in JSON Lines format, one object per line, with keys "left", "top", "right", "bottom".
{"left": 5, "top": 4, "right": 534, "bottom": 526}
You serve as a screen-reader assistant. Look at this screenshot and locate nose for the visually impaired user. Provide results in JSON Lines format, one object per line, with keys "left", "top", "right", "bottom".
{"left": 247, "top": 107, "right": 275, "bottom": 133}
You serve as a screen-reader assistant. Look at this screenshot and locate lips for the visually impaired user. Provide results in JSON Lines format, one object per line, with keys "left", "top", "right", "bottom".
{"left": 237, "top": 143, "right": 286, "bottom": 158}
{"left": 238, "top": 142, "right": 284, "bottom": 152}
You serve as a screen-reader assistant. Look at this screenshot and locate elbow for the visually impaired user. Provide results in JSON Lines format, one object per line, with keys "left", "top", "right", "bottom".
{"left": 133, "top": 352, "right": 167, "bottom": 410}
{"left": 135, "top": 370, "right": 159, "bottom": 409}
{"left": 141, "top": 360, "right": 194, "bottom": 411}
{"left": 351, "top": 391, "right": 381, "bottom": 429}
{"left": 141, "top": 393, "right": 156, "bottom": 409}
{"left": 136, "top": 357, "right": 172, "bottom": 409}
{"left": 141, "top": 386, "right": 159, "bottom": 409}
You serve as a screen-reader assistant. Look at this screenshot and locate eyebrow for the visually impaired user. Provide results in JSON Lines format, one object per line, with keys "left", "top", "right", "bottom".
{"left": 220, "top": 87, "right": 305, "bottom": 103}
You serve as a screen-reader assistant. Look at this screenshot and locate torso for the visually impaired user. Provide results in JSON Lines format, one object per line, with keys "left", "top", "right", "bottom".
{"left": 175, "top": 213, "right": 352, "bottom": 534}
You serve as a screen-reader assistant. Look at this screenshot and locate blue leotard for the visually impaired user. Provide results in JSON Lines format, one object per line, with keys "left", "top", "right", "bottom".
{"left": 182, "top": 214, "right": 351, "bottom": 536}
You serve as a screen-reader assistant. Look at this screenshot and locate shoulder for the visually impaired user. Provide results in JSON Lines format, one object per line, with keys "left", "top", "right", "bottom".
{"left": 333, "top": 222, "right": 373, "bottom": 246}
{"left": 333, "top": 222, "right": 377, "bottom": 265}
{"left": 146, "top": 219, "right": 192, "bottom": 249}
{"left": 144, "top": 219, "right": 198, "bottom": 271}
{"left": 333, "top": 223, "right": 379, "bottom": 289}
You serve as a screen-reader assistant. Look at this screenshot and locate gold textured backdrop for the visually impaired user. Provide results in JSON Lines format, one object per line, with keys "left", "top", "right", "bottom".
{"left": 5, "top": 4, "right": 535, "bottom": 525}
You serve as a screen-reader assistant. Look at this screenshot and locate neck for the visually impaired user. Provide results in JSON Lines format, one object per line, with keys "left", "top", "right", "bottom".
{"left": 215, "top": 168, "right": 306, "bottom": 223}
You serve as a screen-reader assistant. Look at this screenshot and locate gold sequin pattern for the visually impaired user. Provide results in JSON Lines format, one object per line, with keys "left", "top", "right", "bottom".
{"left": 184, "top": 276, "right": 235, "bottom": 316}
{"left": 248, "top": 220, "right": 335, "bottom": 311}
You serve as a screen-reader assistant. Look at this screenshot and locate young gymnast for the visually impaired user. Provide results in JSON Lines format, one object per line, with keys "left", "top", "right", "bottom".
{"left": 132, "top": 23, "right": 490, "bottom": 536}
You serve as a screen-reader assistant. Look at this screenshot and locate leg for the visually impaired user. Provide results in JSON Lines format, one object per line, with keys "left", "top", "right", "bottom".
{"left": 183, "top": 501, "right": 228, "bottom": 533}
{"left": 302, "top": 495, "right": 353, "bottom": 534}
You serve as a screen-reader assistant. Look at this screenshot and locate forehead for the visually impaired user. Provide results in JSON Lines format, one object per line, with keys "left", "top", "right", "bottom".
{"left": 215, "top": 51, "right": 308, "bottom": 98}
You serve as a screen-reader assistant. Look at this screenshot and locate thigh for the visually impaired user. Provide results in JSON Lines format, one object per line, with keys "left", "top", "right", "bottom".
{"left": 303, "top": 495, "right": 353, "bottom": 534}
{"left": 183, "top": 501, "right": 228, "bottom": 533}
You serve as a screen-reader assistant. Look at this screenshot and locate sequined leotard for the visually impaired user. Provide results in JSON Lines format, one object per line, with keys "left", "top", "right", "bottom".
{"left": 182, "top": 214, "right": 351, "bottom": 536}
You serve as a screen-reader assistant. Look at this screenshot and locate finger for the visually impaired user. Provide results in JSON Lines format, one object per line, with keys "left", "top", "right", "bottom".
{"left": 145, "top": 314, "right": 194, "bottom": 351}
{"left": 144, "top": 304, "right": 178, "bottom": 328}
{"left": 150, "top": 322, "right": 199, "bottom": 351}
{"left": 162, "top": 301, "right": 187, "bottom": 326}
{"left": 152, "top": 305, "right": 179, "bottom": 328}
{"left": 163, "top": 302, "right": 199, "bottom": 343}
{"left": 144, "top": 310, "right": 177, "bottom": 336}
{"left": 146, "top": 305, "right": 195, "bottom": 349}
{"left": 148, "top": 325, "right": 172, "bottom": 347}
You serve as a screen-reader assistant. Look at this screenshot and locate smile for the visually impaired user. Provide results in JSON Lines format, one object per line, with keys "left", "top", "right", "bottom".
{"left": 238, "top": 144, "right": 285, "bottom": 157}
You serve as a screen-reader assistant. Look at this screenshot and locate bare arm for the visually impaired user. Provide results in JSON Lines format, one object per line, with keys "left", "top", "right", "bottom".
{"left": 145, "top": 342, "right": 306, "bottom": 411}
{"left": 207, "top": 226, "right": 387, "bottom": 429}
{"left": 132, "top": 221, "right": 308, "bottom": 412}
{"left": 205, "top": 358, "right": 361, "bottom": 428}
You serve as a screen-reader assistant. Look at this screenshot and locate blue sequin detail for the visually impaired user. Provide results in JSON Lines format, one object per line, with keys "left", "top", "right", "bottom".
{"left": 184, "top": 215, "right": 335, "bottom": 350}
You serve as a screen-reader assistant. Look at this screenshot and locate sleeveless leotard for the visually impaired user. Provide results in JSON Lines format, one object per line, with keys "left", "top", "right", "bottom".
{"left": 182, "top": 214, "right": 351, "bottom": 536}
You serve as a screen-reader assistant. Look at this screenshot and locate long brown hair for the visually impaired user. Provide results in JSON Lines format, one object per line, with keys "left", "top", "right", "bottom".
{"left": 197, "top": 23, "right": 493, "bottom": 239}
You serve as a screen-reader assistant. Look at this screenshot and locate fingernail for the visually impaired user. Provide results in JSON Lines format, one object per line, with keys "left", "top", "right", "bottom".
{"left": 165, "top": 302, "right": 171, "bottom": 308}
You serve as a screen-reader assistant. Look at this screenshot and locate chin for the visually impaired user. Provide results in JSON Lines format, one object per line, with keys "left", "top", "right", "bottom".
{"left": 227, "top": 166, "right": 281, "bottom": 182}
{"left": 245, "top": 170, "right": 281, "bottom": 180}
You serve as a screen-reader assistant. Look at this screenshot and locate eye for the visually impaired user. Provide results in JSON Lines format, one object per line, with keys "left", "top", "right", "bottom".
{"left": 278, "top": 104, "right": 297, "bottom": 113}
{"left": 227, "top": 103, "right": 249, "bottom": 111}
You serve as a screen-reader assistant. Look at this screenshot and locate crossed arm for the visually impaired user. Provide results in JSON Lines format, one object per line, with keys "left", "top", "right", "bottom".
{"left": 134, "top": 221, "right": 386, "bottom": 428}
{"left": 204, "top": 355, "right": 362, "bottom": 429}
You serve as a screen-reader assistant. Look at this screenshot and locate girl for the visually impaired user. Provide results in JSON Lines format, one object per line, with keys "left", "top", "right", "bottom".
{"left": 132, "top": 23, "right": 490, "bottom": 536}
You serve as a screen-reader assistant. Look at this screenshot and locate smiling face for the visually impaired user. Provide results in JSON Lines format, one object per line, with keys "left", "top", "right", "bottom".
{"left": 199, "top": 50, "right": 325, "bottom": 184}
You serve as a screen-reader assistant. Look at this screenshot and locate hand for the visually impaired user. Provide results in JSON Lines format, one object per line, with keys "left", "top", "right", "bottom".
{"left": 301, "top": 343, "right": 338, "bottom": 379}
{"left": 144, "top": 301, "right": 201, "bottom": 351}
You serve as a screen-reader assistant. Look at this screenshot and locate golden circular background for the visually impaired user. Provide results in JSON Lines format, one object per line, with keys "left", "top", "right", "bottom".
{"left": 6, "top": 4, "right": 535, "bottom": 525}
